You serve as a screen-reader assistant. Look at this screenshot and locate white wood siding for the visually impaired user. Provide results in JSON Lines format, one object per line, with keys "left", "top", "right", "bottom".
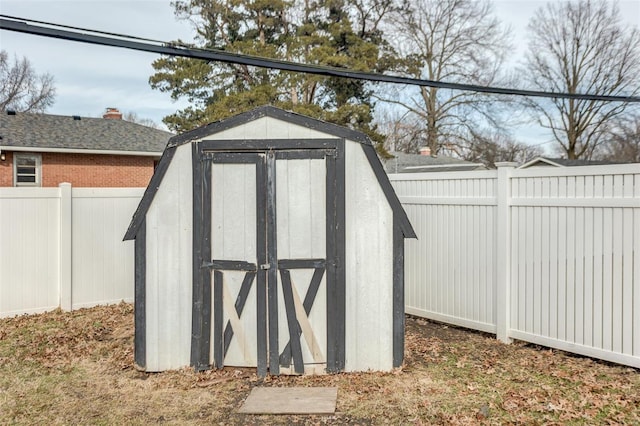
{"left": 393, "top": 163, "right": 640, "bottom": 368}
{"left": 198, "top": 116, "right": 332, "bottom": 141}
{"left": 276, "top": 159, "right": 326, "bottom": 260}
{"left": 145, "top": 144, "right": 193, "bottom": 371}
{"left": 71, "top": 188, "right": 142, "bottom": 309}
{"left": 210, "top": 162, "right": 258, "bottom": 367}
{"left": 344, "top": 142, "right": 394, "bottom": 372}
{"left": 195, "top": 121, "right": 399, "bottom": 371}
{"left": 276, "top": 158, "right": 327, "bottom": 370}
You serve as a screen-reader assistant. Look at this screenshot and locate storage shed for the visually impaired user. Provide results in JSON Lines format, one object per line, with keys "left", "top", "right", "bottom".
{"left": 124, "top": 106, "right": 416, "bottom": 376}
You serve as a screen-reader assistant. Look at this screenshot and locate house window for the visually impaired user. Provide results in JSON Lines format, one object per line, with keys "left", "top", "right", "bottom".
{"left": 14, "top": 154, "right": 41, "bottom": 186}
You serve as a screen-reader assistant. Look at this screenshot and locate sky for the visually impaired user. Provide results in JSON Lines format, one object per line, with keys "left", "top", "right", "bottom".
{"left": 1, "top": 0, "right": 639, "bottom": 148}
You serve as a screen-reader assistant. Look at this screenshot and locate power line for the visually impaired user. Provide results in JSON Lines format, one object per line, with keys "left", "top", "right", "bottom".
{"left": 0, "top": 14, "right": 167, "bottom": 45}
{"left": 1, "top": 15, "right": 640, "bottom": 104}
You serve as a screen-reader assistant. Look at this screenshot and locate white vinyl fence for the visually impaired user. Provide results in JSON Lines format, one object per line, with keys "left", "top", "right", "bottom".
{"left": 391, "top": 163, "right": 640, "bottom": 368}
{"left": 0, "top": 184, "right": 143, "bottom": 317}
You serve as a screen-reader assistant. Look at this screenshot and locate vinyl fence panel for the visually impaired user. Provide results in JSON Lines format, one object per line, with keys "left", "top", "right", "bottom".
{"left": 0, "top": 188, "right": 61, "bottom": 316}
{"left": 391, "top": 170, "right": 499, "bottom": 333}
{"left": 393, "top": 163, "right": 640, "bottom": 368}
{"left": 508, "top": 165, "right": 640, "bottom": 367}
{"left": 71, "top": 188, "right": 144, "bottom": 309}
{"left": 0, "top": 184, "right": 143, "bottom": 317}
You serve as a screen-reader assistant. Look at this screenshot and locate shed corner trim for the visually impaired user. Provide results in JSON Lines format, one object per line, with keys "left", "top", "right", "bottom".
{"left": 124, "top": 145, "right": 178, "bottom": 240}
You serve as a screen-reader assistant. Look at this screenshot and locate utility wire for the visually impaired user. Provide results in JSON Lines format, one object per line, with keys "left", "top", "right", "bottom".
{"left": 1, "top": 15, "right": 640, "bottom": 103}
{"left": 0, "top": 14, "right": 166, "bottom": 44}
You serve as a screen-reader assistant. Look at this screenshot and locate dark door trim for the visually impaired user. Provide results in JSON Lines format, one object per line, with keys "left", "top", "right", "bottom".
{"left": 191, "top": 140, "right": 346, "bottom": 376}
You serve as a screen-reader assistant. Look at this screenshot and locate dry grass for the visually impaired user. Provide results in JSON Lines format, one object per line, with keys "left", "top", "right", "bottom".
{"left": 1, "top": 303, "right": 638, "bottom": 425}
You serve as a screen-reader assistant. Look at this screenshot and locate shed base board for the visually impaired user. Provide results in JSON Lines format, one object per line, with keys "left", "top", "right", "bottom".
{"left": 237, "top": 387, "right": 337, "bottom": 414}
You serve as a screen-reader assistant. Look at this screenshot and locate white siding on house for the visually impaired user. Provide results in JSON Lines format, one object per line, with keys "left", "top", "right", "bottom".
{"left": 344, "top": 142, "right": 394, "bottom": 372}
{"left": 145, "top": 143, "right": 193, "bottom": 371}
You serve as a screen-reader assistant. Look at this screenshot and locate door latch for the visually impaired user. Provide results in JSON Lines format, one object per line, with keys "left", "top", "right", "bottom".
{"left": 260, "top": 263, "right": 271, "bottom": 270}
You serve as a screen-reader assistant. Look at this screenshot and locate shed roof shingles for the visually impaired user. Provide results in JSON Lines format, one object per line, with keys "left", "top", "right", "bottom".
{"left": 0, "top": 111, "right": 173, "bottom": 153}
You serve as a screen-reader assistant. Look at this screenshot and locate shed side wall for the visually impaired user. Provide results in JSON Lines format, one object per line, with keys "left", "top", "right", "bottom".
{"left": 344, "top": 141, "right": 394, "bottom": 372}
{"left": 145, "top": 144, "right": 193, "bottom": 371}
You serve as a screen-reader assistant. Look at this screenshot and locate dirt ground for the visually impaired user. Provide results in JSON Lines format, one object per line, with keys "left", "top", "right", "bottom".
{"left": 1, "top": 303, "right": 638, "bottom": 425}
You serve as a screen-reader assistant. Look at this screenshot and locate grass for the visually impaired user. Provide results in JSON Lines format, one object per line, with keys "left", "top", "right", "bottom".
{"left": 1, "top": 303, "right": 638, "bottom": 424}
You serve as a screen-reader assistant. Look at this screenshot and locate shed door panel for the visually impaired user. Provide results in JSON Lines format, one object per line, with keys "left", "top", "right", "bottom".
{"left": 211, "top": 163, "right": 257, "bottom": 261}
{"left": 275, "top": 159, "right": 327, "bottom": 373}
{"left": 210, "top": 160, "right": 260, "bottom": 368}
{"left": 276, "top": 159, "right": 326, "bottom": 259}
{"left": 203, "top": 148, "right": 335, "bottom": 375}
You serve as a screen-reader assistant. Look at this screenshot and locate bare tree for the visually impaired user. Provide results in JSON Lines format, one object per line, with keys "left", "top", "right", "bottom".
{"left": 123, "top": 111, "right": 162, "bottom": 129}
{"left": 596, "top": 112, "right": 640, "bottom": 163}
{"left": 381, "top": 0, "right": 512, "bottom": 155}
{"left": 0, "top": 50, "right": 56, "bottom": 113}
{"left": 377, "top": 108, "right": 427, "bottom": 153}
{"left": 460, "top": 130, "right": 543, "bottom": 168}
{"left": 522, "top": 0, "right": 640, "bottom": 160}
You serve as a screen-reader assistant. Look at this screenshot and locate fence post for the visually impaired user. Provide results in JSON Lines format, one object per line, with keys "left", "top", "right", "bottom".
{"left": 495, "top": 162, "right": 516, "bottom": 343}
{"left": 59, "top": 182, "right": 72, "bottom": 311}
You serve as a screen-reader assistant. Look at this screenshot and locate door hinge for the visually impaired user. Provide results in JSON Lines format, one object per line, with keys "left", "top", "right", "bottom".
{"left": 260, "top": 263, "right": 271, "bottom": 270}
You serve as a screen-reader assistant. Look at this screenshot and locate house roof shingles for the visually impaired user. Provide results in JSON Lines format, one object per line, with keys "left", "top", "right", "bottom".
{"left": 519, "top": 156, "right": 628, "bottom": 168}
{"left": 0, "top": 111, "right": 173, "bottom": 153}
{"left": 383, "top": 152, "right": 485, "bottom": 173}
{"left": 538, "top": 157, "right": 620, "bottom": 167}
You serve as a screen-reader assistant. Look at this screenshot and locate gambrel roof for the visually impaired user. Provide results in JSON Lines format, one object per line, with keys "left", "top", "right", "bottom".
{"left": 124, "top": 106, "right": 416, "bottom": 240}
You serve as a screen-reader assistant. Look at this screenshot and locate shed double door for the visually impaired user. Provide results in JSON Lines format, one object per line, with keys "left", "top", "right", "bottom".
{"left": 202, "top": 147, "right": 338, "bottom": 375}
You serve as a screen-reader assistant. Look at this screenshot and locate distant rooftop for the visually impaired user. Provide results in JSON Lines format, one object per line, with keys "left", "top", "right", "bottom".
{"left": 0, "top": 109, "right": 173, "bottom": 155}
{"left": 383, "top": 151, "right": 486, "bottom": 173}
{"left": 519, "top": 156, "right": 627, "bottom": 169}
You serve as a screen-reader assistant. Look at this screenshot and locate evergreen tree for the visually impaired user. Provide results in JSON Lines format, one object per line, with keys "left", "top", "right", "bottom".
{"left": 150, "top": 0, "right": 396, "bottom": 151}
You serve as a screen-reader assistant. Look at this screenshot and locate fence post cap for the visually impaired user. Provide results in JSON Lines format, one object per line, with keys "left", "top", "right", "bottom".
{"left": 58, "top": 182, "right": 72, "bottom": 188}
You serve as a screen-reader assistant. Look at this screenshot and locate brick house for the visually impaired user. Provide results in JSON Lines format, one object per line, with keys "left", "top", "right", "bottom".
{"left": 0, "top": 108, "right": 172, "bottom": 187}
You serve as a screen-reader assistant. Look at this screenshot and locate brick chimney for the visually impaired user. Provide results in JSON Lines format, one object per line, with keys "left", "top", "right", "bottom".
{"left": 103, "top": 107, "right": 122, "bottom": 120}
{"left": 419, "top": 146, "right": 431, "bottom": 156}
